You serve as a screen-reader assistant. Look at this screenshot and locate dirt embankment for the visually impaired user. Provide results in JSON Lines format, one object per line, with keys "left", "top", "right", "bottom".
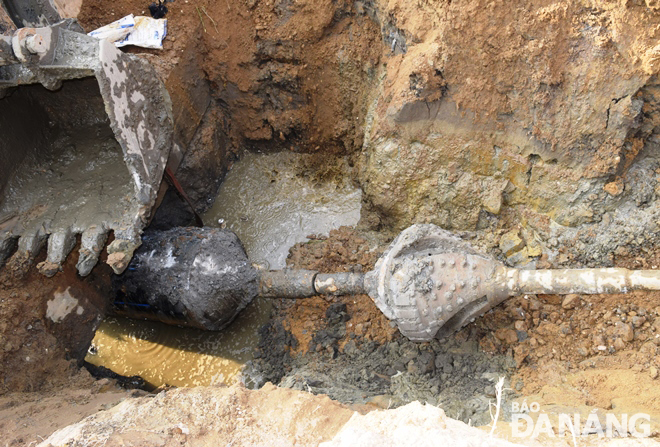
{"left": 78, "top": 1, "right": 660, "bottom": 272}
{"left": 0, "top": 249, "right": 111, "bottom": 394}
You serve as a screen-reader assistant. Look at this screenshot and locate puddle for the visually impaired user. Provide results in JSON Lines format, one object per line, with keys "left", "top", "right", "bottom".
{"left": 86, "top": 151, "right": 362, "bottom": 388}
{"left": 86, "top": 300, "right": 271, "bottom": 388}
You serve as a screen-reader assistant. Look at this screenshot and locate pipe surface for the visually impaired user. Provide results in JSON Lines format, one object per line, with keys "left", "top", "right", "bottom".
{"left": 315, "top": 272, "right": 365, "bottom": 296}
{"left": 258, "top": 270, "right": 366, "bottom": 298}
{"left": 258, "top": 269, "right": 317, "bottom": 298}
{"left": 511, "top": 267, "right": 660, "bottom": 295}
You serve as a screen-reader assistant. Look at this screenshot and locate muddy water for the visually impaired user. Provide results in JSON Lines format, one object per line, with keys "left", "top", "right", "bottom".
{"left": 86, "top": 302, "right": 271, "bottom": 388}
{"left": 86, "top": 151, "right": 362, "bottom": 388}
{"left": 203, "top": 151, "right": 362, "bottom": 269}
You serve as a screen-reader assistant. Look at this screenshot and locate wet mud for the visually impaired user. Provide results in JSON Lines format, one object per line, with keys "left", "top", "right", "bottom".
{"left": 203, "top": 151, "right": 362, "bottom": 269}
{"left": 245, "top": 227, "right": 519, "bottom": 427}
{"left": 87, "top": 151, "right": 362, "bottom": 388}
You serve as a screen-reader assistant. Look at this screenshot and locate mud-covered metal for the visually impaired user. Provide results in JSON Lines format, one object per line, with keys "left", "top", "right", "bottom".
{"left": 259, "top": 269, "right": 317, "bottom": 298}
{"left": 257, "top": 270, "right": 365, "bottom": 298}
{"left": 363, "top": 224, "right": 506, "bottom": 341}
{"left": 315, "top": 272, "right": 365, "bottom": 296}
{"left": 0, "top": 19, "right": 173, "bottom": 276}
{"left": 113, "top": 227, "right": 258, "bottom": 331}
{"left": 365, "top": 224, "right": 660, "bottom": 341}
{"left": 113, "top": 227, "right": 366, "bottom": 330}
{"left": 1, "top": 0, "right": 61, "bottom": 28}
{"left": 110, "top": 224, "right": 660, "bottom": 339}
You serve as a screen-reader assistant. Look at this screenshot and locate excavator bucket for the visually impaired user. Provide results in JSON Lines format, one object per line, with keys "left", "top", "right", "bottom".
{"left": 0, "top": 2, "right": 173, "bottom": 277}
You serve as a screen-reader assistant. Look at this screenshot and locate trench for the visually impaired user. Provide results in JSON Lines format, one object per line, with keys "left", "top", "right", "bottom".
{"left": 4, "top": 2, "right": 660, "bottom": 444}
{"left": 85, "top": 151, "right": 362, "bottom": 388}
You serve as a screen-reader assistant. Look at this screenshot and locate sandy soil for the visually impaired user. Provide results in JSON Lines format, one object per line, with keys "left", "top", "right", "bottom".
{"left": 0, "top": 375, "right": 134, "bottom": 446}
{"left": 37, "top": 383, "right": 525, "bottom": 447}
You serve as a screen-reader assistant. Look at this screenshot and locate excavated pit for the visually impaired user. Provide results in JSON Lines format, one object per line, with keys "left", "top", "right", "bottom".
{"left": 86, "top": 151, "right": 363, "bottom": 390}
{"left": 5, "top": 0, "right": 660, "bottom": 444}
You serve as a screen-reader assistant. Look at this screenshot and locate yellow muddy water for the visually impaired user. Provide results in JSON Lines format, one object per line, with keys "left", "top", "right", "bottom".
{"left": 85, "top": 299, "right": 271, "bottom": 388}
{"left": 85, "top": 151, "right": 362, "bottom": 388}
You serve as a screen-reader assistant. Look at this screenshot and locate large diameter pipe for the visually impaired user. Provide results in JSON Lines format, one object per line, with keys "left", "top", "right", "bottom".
{"left": 113, "top": 227, "right": 366, "bottom": 331}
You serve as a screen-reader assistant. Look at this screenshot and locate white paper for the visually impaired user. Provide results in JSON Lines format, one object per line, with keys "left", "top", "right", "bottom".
{"left": 89, "top": 15, "right": 167, "bottom": 50}
{"left": 87, "top": 14, "right": 135, "bottom": 43}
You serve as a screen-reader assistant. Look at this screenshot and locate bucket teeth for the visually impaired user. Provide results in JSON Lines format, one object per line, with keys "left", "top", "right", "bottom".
{"left": 76, "top": 226, "right": 109, "bottom": 277}
{"left": 0, "top": 233, "right": 18, "bottom": 267}
{"left": 37, "top": 228, "right": 77, "bottom": 277}
{"left": 106, "top": 236, "right": 142, "bottom": 275}
{"left": 0, "top": 24, "right": 173, "bottom": 278}
{"left": 14, "top": 227, "right": 48, "bottom": 264}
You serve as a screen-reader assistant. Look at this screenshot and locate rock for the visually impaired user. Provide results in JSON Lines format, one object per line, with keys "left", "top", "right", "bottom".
{"left": 391, "top": 362, "right": 405, "bottom": 374}
{"left": 561, "top": 294, "right": 580, "bottom": 310}
{"left": 478, "top": 335, "right": 498, "bottom": 353}
{"left": 509, "top": 307, "right": 526, "bottom": 320}
{"left": 481, "top": 180, "right": 508, "bottom": 215}
{"left": 632, "top": 316, "right": 646, "bottom": 328}
{"left": 650, "top": 366, "right": 659, "bottom": 380}
{"left": 603, "top": 178, "right": 624, "bottom": 196}
{"left": 613, "top": 337, "right": 626, "bottom": 351}
{"left": 639, "top": 341, "right": 657, "bottom": 356}
{"left": 326, "top": 303, "right": 350, "bottom": 325}
{"left": 593, "top": 334, "right": 606, "bottom": 349}
{"left": 541, "top": 294, "right": 562, "bottom": 305}
{"left": 536, "top": 322, "right": 559, "bottom": 337}
{"left": 615, "top": 322, "right": 635, "bottom": 342}
{"left": 653, "top": 318, "right": 660, "bottom": 332}
{"left": 513, "top": 344, "right": 529, "bottom": 367}
{"left": 343, "top": 340, "right": 358, "bottom": 357}
{"left": 494, "top": 328, "right": 518, "bottom": 344}
{"left": 416, "top": 351, "right": 435, "bottom": 375}
{"left": 514, "top": 321, "right": 527, "bottom": 331}
{"left": 399, "top": 343, "right": 420, "bottom": 365}
{"left": 499, "top": 231, "right": 525, "bottom": 257}
{"left": 507, "top": 247, "right": 531, "bottom": 266}
{"left": 527, "top": 241, "right": 543, "bottom": 257}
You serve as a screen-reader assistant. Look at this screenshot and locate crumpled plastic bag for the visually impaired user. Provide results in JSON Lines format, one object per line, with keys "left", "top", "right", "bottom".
{"left": 88, "top": 14, "right": 167, "bottom": 49}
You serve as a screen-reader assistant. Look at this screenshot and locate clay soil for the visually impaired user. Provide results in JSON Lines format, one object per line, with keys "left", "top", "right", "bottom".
{"left": 2, "top": 0, "right": 660, "bottom": 444}
{"left": 252, "top": 228, "right": 660, "bottom": 434}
